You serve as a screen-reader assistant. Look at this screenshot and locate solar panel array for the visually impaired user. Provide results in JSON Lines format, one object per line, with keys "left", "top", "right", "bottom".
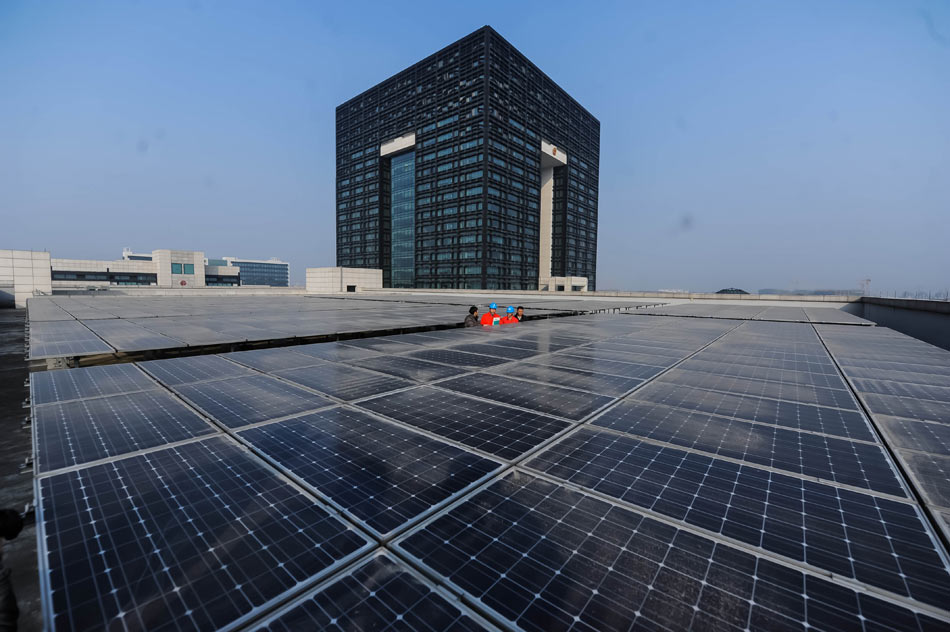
{"left": 26, "top": 294, "right": 658, "bottom": 360}
{"left": 29, "top": 310, "right": 950, "bottom": 631}
{"left": 640, "top": 302, "right": 874, "bottom": 325}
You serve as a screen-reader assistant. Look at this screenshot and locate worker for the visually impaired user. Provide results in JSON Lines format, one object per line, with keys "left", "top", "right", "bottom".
{"left": 515, "top": 306, "right": 525, "bottom": 322}
{"left": 480, "top": 302, "right": 501, "bottom": 326}
{"left": 463, "top": 306, "right": 479, "bottom": 327}
{"left": 499, "top": 306, "right": 519, "bottom": 325}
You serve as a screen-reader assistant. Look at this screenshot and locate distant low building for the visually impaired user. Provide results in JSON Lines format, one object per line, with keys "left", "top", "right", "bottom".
{"left": 716, "top": 288, "right": 749, "bottom": 294}
{"left": 0, "top": 246, "right": 294, "bottom": 306}
{"left": 213, "top": 256, "right": 289, "bottom": 287}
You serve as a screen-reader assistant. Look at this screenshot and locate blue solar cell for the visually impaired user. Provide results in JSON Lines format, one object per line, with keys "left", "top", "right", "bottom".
{"left": 591, "top": 399, "right": 907, "bottom": 497}
{"left": 256, "top": 552, "right": 492, "bottom": 631}
{"left": 31, "top": 364, "right": 158, "bottom": 406}
{"left": 438, "top": 373, "right": 614, "bottom": 421}
{"left": 33, "top": 389, "right": 217, "bottom": 473}
{"left": 527, "top": 427, "right": 950, "bottom": 607}
{"left": 173, "top": 374, "right": 332, "bottom": 428}
{"left": 38, "top": 437, "right": 370, "bottom": 631}
{"left": 238, "top": 407, "right": 501, "bottom": 535}
{"left": 356, "top": 386, "right": 570, "bottom": 461}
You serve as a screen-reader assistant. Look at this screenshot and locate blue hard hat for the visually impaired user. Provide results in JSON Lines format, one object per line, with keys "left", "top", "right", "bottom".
{"left": 489, "top": 302, "right": 497, "bottom": 309}
{"left": 507, "top": 306, "right": 515, "bottom": 313}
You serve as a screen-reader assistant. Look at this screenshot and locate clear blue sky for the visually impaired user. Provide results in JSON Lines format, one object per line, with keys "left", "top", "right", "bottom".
{"left": 2, "top": 0, "right": 948, "bottom": 293}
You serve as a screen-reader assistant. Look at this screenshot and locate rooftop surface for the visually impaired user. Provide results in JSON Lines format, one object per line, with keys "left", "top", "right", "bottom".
{"left": 21, "top": 298, "right": 950, "bottom": 630}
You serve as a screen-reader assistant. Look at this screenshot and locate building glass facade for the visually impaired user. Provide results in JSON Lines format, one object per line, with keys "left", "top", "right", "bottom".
{"left": 231, "top": 261, "right": 290, "bottom": 287}
{"left": 336, "top": 26, "right": 599, "bottom": 290}
{"left": 390, "top": 151, "right": 416, "bottom": 287}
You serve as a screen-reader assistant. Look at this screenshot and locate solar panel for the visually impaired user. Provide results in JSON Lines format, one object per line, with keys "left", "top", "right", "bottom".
{"left": 876, "top": 416, "right": 950, "bottom": 454}
{"left": 173, "top": 374, "right": 332, "bottom": 428}
{"left": 394, "top": 471, "right": 945, "bottom": 632}
{"left": 30, "top": 364, "right": 158, "bottom": 406}
{"left": 438, "top": 373, "right": 615, "bottom": 421}
{"left": 560, "top": 346, "right": 674, "bottom": 368}
{"left": 591, "top": 400, "right": 907, "bottom": 496}
{"left": 896, "top": 452, "right": 950, "bottom": 508}
{"left": 224, "top": 347, "right": 327, "bottom": 372}
{"left": 660, "top": 367, "right": 857, "bottom": 409}
{"left": 339, "top": 336, "right": 423, "bottom": 354}
{"left": 294, "top": 341, "right": 381, "bottom": 362}
{"left": 29, "top": 320, "right": 114, "bottom": 359}
{"left": 860, "top": 393, "right": 950, "bottom": 424}
{"left": 446, "top": 342, "right": 542, "bottom": 361}
{"left": 238, "top": 407, "right": 501, "bottom": 536}
{"left": 37, "top": 437, "right": 371, "bottom": 631}
{"left": 82, "top": 318, "right": 185, "bottom": 352}
{"left": 274, "top": 363, "right": 414, "bottom": 401}
{"left": 507, "top": 363, "right": 644, "bottom": 397}
{"left": 33, "top": 389, "right": 217, "bottom": 473}
{"left": 138, "top": 354, "right": 255, "bottom": 386}
{"left": 674, "top": 358, "right": 851, "bottom": 390}
{"left": 254, "top": 552, "right": 494, "bottom": 631}
{"left": 347, "top": 354, "right": 469, "bottom": 382}
{"left": 356, "top": 387, "right": 571, "bottom": 461}
{"left": 526, "top": 427, "right": 950, "bottom": 607}
{"left": 629, "top": 381, "right": 875, "bottom": 441}
{"left": 408, "top": 348, "right": 511, "bottom": 369}
{"left": 527, "top": 353, "right": 664, "bottom": 379}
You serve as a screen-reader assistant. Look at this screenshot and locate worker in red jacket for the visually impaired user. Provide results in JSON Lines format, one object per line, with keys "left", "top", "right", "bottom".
{"left": 480, "top": 302, "right": 501, "bottom": 326}
{"left": 499, "top": 305, "right": 519, "bottom": 324}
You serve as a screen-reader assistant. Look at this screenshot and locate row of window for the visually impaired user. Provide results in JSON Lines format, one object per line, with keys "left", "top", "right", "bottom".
{"left": 170, "top": 263, "right": 195, "bottom": 275}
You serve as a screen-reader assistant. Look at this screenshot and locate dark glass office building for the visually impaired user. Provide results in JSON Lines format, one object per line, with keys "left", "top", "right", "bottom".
{"left": 336, "top": 26, "right": 599, "bottom": 290}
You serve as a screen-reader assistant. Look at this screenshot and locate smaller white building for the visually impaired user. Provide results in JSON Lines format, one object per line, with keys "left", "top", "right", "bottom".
{"left": 306, "top": 267, "right": 382, "bottom": 293}
{"left": 0, "top": 250, "right": 53, "bottom": 307}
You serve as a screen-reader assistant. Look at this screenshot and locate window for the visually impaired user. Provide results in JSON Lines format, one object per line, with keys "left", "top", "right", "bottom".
{"left": 183, "top": 263, "right": 195, "bottom": 274}
{"left": 171, "top": 263, "right": 182, "bottom": 274}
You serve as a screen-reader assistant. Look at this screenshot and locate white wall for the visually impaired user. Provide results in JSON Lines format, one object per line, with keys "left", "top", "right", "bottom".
{"left": 306, "top": 267, "right": 383, "bottom": 293}
{"left": 0, "top": 250, "right": 52, "bottom": 307}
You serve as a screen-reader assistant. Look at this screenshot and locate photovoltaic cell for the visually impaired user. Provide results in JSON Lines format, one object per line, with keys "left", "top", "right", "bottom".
{"left": 526, "top": 427, "right": 950, "bottom": 607}
{"left": 629, "top": 381, "right": 874, "bottom": 441}
{"left": 860, "top": 393, "right": 950, "bottom": 425}
{"left": 33, "top": 389, "right": 217, "bottom": 473}
{"left": 339, "top": 336, "right": 423, "bottom": 354}
{"left": 173, "top": 374, "right": 332, "bottom": 428}
{"left": 274, "top": 363, "right": 413, "bottom": 401}
{"left": 347, "top": 354, "right": 469, "bottom": 382}
{"left": 29, "top": 320, "right": 114, "bottom": 359}
{"left": 508, "top": 363, "right": 644, "bottom": 397}
{"left": 438, "top": 373, "right": 614, "bottom": 421}
{"left": 82, "top": 319, "right": 185, "bottom": 352}
{"left": 356, "top": 387, "right": 570, "bottom": 461}
{"left": 681, "top": 358, "right": 849, "bottom": 390}
{"left": 408, "top": 349, "right": 511, "bottom": 369}
{"left": 238, "top": 407, "right": 500, "bottom": 535}
{"left": 223, "top": 347, "right": 326, "bottom": 372}
{"left": 850, "top": 378, "right": 950, "bottom": 403}
{"left": 591, "top": 399, "right": 907, "bottom": 496}
{"left": 138, "top": 355, "right": 255, "bottom": 386}
{"left": 38, "top": 437, "right": 370, "bottom": 631}
{"left": 877, "top": 417, "right": 950, "bottom": 455}
{"left": 395, "top": 471, "right": 944, "bottom": 632}
{"left": 447, "top": 343, "right": 541, "bottom": 361}
{"left": 254, "top": 552, "right": 493, "bottom": 631}
{"left": 896, "top": 452, "right": 950, "bottom": 507}
{"left": 660, "top": 367, "right": 858, "bottom": 409}
{"left": 526, "top": 354, "right": 664, "bottom": 380}
{"left": 31, "top": 364, "right": 158, "bottom": 406}
{"left": 294, "top": 341, "right": 381, "bottom": 362}
{"left": 559, "top": 346, "right": 673, "bottom": 368}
